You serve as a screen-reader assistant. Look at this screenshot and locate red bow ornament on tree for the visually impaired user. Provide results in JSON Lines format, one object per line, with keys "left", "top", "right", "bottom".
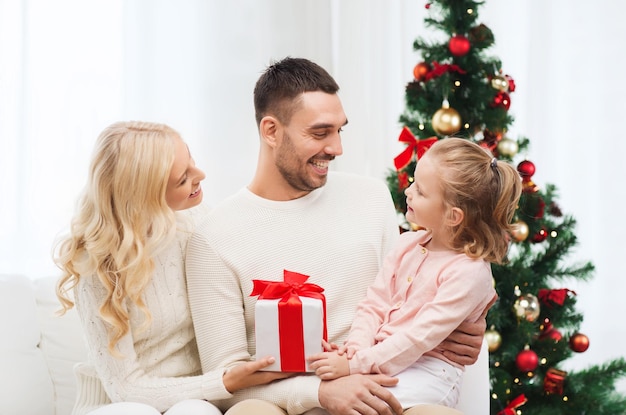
{"left": 393, "top": 126, "right": 438, "bottom": 171}
{"left": 497, "top": 394, "right": 527, "bottom": 415}
{"left": 538, "top": 288, "right": 576, "bottom": 308}
{"left": 423, "top": 61, "right": 467, "bottom": 82}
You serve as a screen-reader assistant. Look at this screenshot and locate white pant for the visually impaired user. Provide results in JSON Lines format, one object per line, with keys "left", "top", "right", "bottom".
{"left": 389, "top": 356, "right": 463, "bottom": 409}
{"left": 86, "top": 399, "right": 222, "bottom": 415}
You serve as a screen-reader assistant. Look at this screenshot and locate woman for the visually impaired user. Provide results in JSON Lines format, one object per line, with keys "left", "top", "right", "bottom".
{"left": 54, "top": 121, "right": 286, "bottom": 415}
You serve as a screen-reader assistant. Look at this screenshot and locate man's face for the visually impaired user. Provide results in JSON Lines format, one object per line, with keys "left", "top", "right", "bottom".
{"left": 274, "top": 91, "right": 347, "bottom": 194}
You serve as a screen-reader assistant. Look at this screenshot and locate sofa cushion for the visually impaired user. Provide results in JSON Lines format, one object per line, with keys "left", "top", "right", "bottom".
{"left": 35, "top": 276, "right": 88, "bottom": 415}
{"left": 0, "top": 274, "right": 55, "bottom": 415}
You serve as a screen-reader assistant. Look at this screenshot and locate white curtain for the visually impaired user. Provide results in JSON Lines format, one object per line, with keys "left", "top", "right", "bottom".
{"left": 1, "top": 0, "right": 624, "bottom": 392}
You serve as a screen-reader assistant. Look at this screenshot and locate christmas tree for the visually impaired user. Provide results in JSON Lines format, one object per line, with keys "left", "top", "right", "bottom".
{"left": 385, "top": 1, "right": 626, "bottom": 413}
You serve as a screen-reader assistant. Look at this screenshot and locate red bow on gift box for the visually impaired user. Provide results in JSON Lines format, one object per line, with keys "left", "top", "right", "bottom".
{"left": 393, "top": 126, "right": 438, "bottom": 171}
{"left": 251, "top": 270, "right": 328, "bottom": 371}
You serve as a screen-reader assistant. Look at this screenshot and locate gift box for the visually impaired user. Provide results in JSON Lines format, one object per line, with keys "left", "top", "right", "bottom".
{"left": 251, "top": 270, "right": 327, "bottom": 372}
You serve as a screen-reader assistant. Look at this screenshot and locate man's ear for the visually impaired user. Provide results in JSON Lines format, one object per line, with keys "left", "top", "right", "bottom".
{"left": 448, "top": 206, "right": 464, "bottom": 227}
{"left": 259, "top": 116, "right": 280, "bottom": 149}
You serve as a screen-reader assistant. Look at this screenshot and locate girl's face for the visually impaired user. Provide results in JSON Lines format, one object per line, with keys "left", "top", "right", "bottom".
{"left": 165, "top": 135, "right": 206, "bottom": 211}
{"left": 404, "top": 152, "right": 447, "bottom": 235}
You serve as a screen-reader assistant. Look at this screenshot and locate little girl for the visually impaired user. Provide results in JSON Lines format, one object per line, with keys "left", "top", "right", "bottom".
{"left": 308, "top": 137, "right": 522, "bottom": 410}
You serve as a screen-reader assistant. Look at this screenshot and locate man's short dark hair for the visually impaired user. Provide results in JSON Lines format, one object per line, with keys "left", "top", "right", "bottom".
{"left": 253, "top": 57, "right": 340, "bottom": 126}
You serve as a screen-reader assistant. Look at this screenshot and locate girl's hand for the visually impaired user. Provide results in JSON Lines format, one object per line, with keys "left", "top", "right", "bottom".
{"left": 307, "top": 351, "right": 350, "bottom": 380}
{"left": 341, "top": 345, "right": 357, "bottom": 359}
{"left": 336, "top": 344, "right": 357, "bottom": 359}
{"left": 322, "top": 339, "right": 339, "bottom": 352}
{"left": 222, "top": 356, "right": 294, "bottom": 393}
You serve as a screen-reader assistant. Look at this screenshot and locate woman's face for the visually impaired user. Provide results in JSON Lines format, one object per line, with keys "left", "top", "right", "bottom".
{"left": 165, "top": 135, "right": 206, "bottom": 211}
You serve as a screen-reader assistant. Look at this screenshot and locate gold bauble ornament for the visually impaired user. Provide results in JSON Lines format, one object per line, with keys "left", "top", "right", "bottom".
{"left": 431, "top": 100, "right": 462, "bottom": 136}
{"left": 514, "top": 293, "right": 541, "bottom": 322}
{"left": 511, "top": 220, "right": 529, "bottom": 242}
{"left": 491, "top": 75, "right": 509, "bottom": 92}
{"left": 485, "top": 329, "right": 502, "bottom": 352}
{"left": 497, "top": 137, "right": 519, "bottom": 157}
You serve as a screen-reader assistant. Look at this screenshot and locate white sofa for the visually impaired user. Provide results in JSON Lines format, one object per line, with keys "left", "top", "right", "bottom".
{"left": 0, "top": 274, "right": 87, "bottom": 415}
{"left": 0, "top": 274, "right": 490, "bottom": 415}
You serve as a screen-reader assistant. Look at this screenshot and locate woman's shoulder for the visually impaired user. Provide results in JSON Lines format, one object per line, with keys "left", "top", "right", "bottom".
{"left": 176, "top": 203, "right": 212, "bottom": 231}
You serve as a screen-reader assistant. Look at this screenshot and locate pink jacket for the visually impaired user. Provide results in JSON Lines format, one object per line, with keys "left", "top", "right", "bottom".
{"left": 346, "top": 229, "right": 496, "bottom": 376}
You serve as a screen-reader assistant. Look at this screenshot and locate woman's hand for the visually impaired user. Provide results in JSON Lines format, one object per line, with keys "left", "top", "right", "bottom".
{"left": 222, "top": 356, "right": 294, "bottom": 393}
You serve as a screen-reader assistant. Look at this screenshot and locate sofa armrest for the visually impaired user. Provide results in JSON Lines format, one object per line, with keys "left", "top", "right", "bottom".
{"left": 34, "top": 276, "right": 89, "bottom": 415}
{"left": 456, "top": 339, "right": 490, "bottom": 414}
{"left": 0, "top": 274, "right": 55, "bottom": 415}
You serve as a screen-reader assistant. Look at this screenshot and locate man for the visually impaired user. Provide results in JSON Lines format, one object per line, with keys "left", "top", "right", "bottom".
{"left": 185, "top": 57, "right": 486, "bottom": 415}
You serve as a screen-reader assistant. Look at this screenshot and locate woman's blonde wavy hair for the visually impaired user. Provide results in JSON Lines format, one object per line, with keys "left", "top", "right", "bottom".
{"left": 54, "top": 121, "right": 180, "bottom": 354}
{"left": 426, "top": 137, "right": 522, "bottom": 264}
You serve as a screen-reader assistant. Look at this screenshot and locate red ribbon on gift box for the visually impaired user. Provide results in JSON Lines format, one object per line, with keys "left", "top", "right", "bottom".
{"left": 251, "top": 270, "right": 327, "bottom": 372}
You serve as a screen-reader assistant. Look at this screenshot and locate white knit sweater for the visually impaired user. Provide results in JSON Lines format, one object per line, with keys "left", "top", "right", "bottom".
{"left": 186, "top": 171, "right": 400, "bottom": 414}
{"left": 72, "top": 205, "right": 232, "bottom": 415}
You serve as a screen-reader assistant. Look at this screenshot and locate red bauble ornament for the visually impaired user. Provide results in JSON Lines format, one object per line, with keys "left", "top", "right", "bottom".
{"left": 546, "top": 329, "right": 563, "bottom": 342}
{"left": 516, "top": 349, "right": 539, "bottom": 372}
{"left": 517, "top": 160, "right": 536, "bottom": 180}
{"left": 491, "top": 91, "right": 511, "bottom": 110}
{"left": 413, "top": 62, "right": 431, "bottom": 82}
{"left": 532, "top": 226, "right": 548, "bottom": 243}
{"left": 540, "top": 321, "right": 563, "bottom": 342}
{"left": 569, "top": 333, "right": 590, "bottom": 353}
{"left": 448, "top": 34, "right": 470, "bottom": 57}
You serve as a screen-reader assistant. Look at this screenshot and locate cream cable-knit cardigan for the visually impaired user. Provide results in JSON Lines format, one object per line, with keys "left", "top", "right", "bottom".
{"left": 72, "top": 204, "right": 231, "bottom": 415}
